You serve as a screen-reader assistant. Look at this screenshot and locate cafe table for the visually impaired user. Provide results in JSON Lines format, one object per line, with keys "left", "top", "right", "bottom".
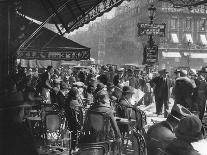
{"left": 38, "top": 146, "right": 70, "bottom": 155}
{"left": 114, "top": 117, "right": 136, "bottom": 124}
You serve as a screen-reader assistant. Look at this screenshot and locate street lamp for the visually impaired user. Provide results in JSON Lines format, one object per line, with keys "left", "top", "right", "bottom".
{"left": 148, "top": 5, "right": 156, "bottom": 25}
{"left": 187, "top": 40, "right": 191, "bottom": 68}
{"left": 148, "top": 5, "right": 156, "bottom": 47}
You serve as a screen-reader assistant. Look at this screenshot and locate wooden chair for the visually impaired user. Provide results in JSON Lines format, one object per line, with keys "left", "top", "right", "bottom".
{"left": 79, "top": 111, "right": 116, "bottom": 155}
{"left": 44, "top": 111, "right": 63, "bottom": 146}
{"left": 132, "top": 130, "right": 147, "bottom": 155}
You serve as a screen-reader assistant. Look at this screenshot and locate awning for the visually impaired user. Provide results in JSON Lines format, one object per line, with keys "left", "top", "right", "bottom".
{"left": 16, "top": 17, "right": 90, "bottom": 61}
{"left": 186, "top": 33, "right": 193, "bottom": 43}
{"left": 162, "top": 52, "right": 181, "bottom": 58}
{"left": 20, "top": 0, "right": 125, "bottom": 32}
{"left": 200, "top": 34, "right": 207, "bottom": 45}
{"left": 184, "top": 53, "right": 207, "bottom": 58}
{"left": 171, "top": 33, "right": 179, "bottom": 43}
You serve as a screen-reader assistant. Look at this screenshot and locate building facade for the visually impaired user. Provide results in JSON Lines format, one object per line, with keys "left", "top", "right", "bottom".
{"left": 109, "top": 0, "right": 207, "bottom": 71}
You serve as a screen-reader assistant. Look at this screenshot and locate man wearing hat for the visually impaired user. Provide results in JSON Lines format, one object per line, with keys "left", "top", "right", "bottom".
{"left": 113, "top": 68, "right": 125, "bottom": 86}
{"left": 174, "top": 69, "right": 197, "bottom": 111}
{"left": 146, "top": 104, "right": 192, "bottom": 155}
{"left": 194, "top": 67, "right": 207, "bottom": 120}
{"left": 125, "top": 68, "right": 139, "bottom": 89}
{"left": 166, "top": 115, "right": 205, "bottom": 155}
{"left": 150, "top": 69, "right": 171, "bottom": 117}
{"left": 0, "top": 79, "right": 38, "bottom": 155}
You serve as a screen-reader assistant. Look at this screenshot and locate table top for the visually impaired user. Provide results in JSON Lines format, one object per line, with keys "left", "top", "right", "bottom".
{"left": 26, "top": 116, "right": 42, "bottom": 121}
{"left": 38, "top": 146, "right": 69, "bottom": 155}
{"left": 115, "top": 117, "right": 136, "bottom": 124}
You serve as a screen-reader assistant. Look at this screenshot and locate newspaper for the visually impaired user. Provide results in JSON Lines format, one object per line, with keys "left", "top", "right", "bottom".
{"left": 131, "top": 88, "right": 145, "bottom": 105}
{"left": 191, "top": 139, "right": 207, "bottom": 155}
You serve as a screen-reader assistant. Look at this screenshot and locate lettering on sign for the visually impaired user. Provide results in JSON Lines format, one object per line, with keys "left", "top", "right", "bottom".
{"left": 138, "top": 23, "right": 166, "bottom": 37}
{"left": 143, "top": 45, "right": 158, "bottom": 65}
{"left": 18, "top": 50, "right": 90, "bottom": 61}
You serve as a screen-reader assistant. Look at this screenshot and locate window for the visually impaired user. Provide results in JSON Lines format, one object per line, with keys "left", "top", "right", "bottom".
{"left": 199, "top": 18, "right": 206, "bottom": 31}
{"left": 171, "top": 18, "right": 178, "bottom": 29}
{"left": 185, "top": 18, "right": 192, "bottom": 30}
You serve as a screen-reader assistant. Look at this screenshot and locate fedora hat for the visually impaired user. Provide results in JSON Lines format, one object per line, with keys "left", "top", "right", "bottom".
{"left": 122, "top": 86, "right": 135, "bottom": 94}
{"left": 158, "top": 69, "right": 168, "bottom": 74}
{"left": 175, "top": 115, "right": 203, "bottom": 142}
{"left": 168, "top": 104, "right": 192, "bottom": 121}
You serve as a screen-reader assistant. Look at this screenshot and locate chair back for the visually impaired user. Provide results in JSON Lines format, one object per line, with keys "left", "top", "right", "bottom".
{"left": 85, "top": 111, "right": 110, "bottom": 141}
{"left": 45, "top": 112, "right": 61, "bottom": 132}
{"left": 132, "top": 130, "right": 147, "bottom": 155}
{"left": 156, "top": 148, "right": 171, "bottom": 155}
{"left": 131, "top": 107, "right": 147, "bottom": 131}
{"left": 78, "top": 142, "right": 110, "bottom": 155}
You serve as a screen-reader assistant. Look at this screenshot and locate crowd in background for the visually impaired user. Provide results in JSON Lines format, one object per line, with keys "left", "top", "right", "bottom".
{"left": 1, "top": 64, "right": 207, "bottom": 155}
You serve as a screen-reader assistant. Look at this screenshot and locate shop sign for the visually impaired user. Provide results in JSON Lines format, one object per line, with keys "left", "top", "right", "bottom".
{"left": 18, "top": 49, "right": 90, "bottom": 61}
{"left": 138, "top": 23, "right": 166, "bottom": 37}
{"left": 143, "top": 45, "right": 158, "bottom": 65}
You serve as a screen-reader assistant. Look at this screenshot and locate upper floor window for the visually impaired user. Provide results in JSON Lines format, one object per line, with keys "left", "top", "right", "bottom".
{"left": 171, "top": 18, "right": 178, "bottom": 29}
{"left": 185, "top": 18, "right": 192, "bottom": 30}
{"left": 199, "top": 18, "right": 206, "bottom": 31}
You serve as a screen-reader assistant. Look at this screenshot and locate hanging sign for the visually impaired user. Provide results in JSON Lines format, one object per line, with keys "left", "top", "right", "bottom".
{"left": 138, "top": 23, "right": 166, "bottom": 37}
{"left": 143, "top": 45, "right": 158, "bottom": 65}
{"left": 18, "top": 48, "right": 90, "bottom": 61}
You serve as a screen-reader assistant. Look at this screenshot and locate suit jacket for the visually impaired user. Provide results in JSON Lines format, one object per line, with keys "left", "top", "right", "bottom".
{"left": 151, "top": 76, "right": 171, "bottom": 100}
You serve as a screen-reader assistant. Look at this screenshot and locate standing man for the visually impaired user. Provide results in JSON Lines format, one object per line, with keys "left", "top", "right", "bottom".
{"left": 150, "top": 69, "right": 171, "bottom": 117}
{"left": 194, "top": 67, "right": 207, "bottom": 120}
{"left": 40, "top": 66, "right": 54, "bottom": 103}
{"left": 113, "top": 68, "right": 125, "bottom": 86}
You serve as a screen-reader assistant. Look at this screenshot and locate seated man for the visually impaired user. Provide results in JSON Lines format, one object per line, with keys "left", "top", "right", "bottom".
{"left": 146, "top": 104, "right": 192, "bottom": 155}
{"left": 80, "top": 90, "right": 121, "bottom": 143}
{"left": 166, "top": 115, "right": 205, "bottom": 155}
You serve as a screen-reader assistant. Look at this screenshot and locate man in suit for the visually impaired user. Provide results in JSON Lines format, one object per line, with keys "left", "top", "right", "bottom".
{"left": 150, "top": 69, "right": 171, "bottom": 117}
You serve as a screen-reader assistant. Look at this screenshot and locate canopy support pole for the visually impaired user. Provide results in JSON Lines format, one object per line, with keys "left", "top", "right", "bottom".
{"left": 0, "top": 1, "right": 10, "bottom": 95}
{"left": 17, "top": 0, "right": 72, "bottom": 56}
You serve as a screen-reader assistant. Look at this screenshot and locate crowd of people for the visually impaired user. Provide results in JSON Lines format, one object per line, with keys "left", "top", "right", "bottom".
{"left": 0, "top": 64, "right": 207, "bottom": 155}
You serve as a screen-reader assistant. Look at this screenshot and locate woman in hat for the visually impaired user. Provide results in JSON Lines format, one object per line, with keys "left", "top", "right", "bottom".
{"left": 0, "top": 80, "right": 38, "bottom": 155}
{"left": 166, "top": 115, "right": 205, "bottom": 155}
{"left": 80, "top": 90, "right": 121, "bottom": 144}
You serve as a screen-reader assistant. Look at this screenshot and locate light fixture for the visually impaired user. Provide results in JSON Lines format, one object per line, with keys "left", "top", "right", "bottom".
{"left": 148, "top": 5, "right": 156, "bottom": 24}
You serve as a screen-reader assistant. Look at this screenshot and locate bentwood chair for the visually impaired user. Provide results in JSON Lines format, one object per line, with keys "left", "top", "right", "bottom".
{"left": 44, "top": 111, "right": 62, "bottom": 146}
{"left": 132, "top": 130, "right": 147, "bottom": 155}
{"left": 156, "top": 148, "right": 172, "bottom": 155}
{"left": 78, "top": 111, "right": 117, "bottom": 155}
